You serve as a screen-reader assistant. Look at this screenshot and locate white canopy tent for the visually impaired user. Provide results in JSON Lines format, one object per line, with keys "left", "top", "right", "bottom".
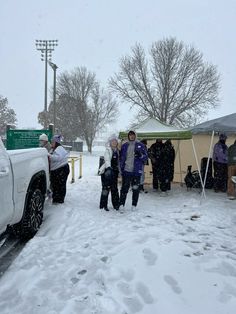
{"left": 119, "top": 117, "right": 192, "bottom": 140}
{"left": 190, "top": 113, "right": 236, "bottom": 200}
{"left": 191, "top": 113, "right": 236, "bottom": 135}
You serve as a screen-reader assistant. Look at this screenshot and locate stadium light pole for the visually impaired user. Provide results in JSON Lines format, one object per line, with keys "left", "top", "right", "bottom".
{"left": 35, "top": 39, "right": 58, "bottom": 128}
{"left": 48, "top": 61, "right": 58, "bottom": 133}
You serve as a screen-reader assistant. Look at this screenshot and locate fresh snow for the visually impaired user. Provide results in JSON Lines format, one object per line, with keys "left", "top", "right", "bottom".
{"left": 0, "top": 152, "right": 236, "bottom": 314}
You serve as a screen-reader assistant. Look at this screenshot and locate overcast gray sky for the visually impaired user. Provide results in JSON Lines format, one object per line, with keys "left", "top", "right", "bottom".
{"left": 0, "top": 0, "right": 236, "bottom": 130}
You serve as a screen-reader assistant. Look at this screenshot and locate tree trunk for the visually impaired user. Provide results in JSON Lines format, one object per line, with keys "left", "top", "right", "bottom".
{"left": 88, "top": 143, "right": 92, "bottom": 153}
{"left": 85, "top": 138, "right": 93, "bottom": 153}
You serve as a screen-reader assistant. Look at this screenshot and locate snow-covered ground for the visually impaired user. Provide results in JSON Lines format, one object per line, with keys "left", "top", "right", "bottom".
{"left": 0, "top": 152, "right": 236, "bottom": 314}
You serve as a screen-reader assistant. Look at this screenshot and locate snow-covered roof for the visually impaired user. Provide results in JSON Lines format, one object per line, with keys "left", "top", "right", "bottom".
{"left": 119, "top": 117, "right": 192, "bottom": 140}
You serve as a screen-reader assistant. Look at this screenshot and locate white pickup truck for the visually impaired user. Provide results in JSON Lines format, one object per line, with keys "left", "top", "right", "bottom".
{"left": 0, "top": 137, "right": 49, "bottom": 238}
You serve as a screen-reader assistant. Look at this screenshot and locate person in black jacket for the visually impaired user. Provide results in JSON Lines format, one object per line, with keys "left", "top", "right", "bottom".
{"left": 227, "top": 139, "right": 236, "bottom": 199}
{"left": 98, "top": 135, "right": 120, "bottom": 211}
{"left": 148, "top": 139, "right": 164, "bottom": 190}
{"left": 160, "top": 139, "right": 175, "bottom": 192}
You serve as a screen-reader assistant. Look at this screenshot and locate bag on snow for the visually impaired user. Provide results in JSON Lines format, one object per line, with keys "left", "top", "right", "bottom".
{"left": 184, "top": 165, "right": 201, "bottom": 189}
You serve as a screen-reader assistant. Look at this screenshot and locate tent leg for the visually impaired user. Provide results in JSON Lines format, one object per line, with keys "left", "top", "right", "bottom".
{"left": 191, "top": 138, "right": 206, "bottom": 199}
{"left": 200, "top": 130, "right": 215, "bottom": 202}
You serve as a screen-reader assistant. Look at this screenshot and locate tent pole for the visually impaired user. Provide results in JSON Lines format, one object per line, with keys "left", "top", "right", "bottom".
{"left": 177, "top": 140, "right": 183, "bottom": 186}
{"left": 191, "top": 138, "right": 206, "bottom": 198}
{"left": 200, "top": 130, "right": 215, "bottom": 202}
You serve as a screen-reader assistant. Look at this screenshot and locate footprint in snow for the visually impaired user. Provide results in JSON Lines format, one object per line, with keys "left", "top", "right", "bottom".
{"left": 78, "top": 269, "right": 87, "bottom": 276}
{"left": 121, "top": 268, "right": 135, "bottom": 282}
{"left": 135, "top": 282, "right": 154, "bottom": 304}
{"left": 117, "top": 281, "right": 133, "bottom": 296}
{"left": 218, "top": 283, "right": 236, "bottom": 303}
{"left": 142, "top": 248, "right": 157, "bottom": 266}
{"left": 71, "top": 269, "right": 87, "bottom": 284}
{"left": 71, "top": 277, "right": 80, "bottom": 284}
{"left": 186, "top": 226, "right": 196, "bottom": 233}
{"left": 164, "top": 275, "right": 182, "bottom": 294}
{"left": 100, "top": 256, "right": 109, "bottom": 263}
{"left": 123, "top": 296, "right": 143, "bottom": 313}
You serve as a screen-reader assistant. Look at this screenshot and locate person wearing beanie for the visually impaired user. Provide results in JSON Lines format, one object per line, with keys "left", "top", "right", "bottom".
{"left": 213, "top": 133, "right": 228, "bottom": 192}
{"left": 48, "top": 135, "right": 70, "bottom": 204}
{"left": 227, "top": 139, "right": 236, "bottom": 199}
{"left": 39, "top": 133, "right": 51, "bottom": 152}
{"left": 119, "top": 130, "right": 148, "bottom": 211}
{"left": 98, "top": 135, "right": 120, "bottom": 211}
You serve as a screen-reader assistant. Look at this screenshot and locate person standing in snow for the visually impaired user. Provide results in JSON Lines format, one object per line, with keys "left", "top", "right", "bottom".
{"left": 119, "top": 130, "right": 148, "bottom": 210}
{"left": 98, "top": 135, "right": 120, "bottom": 211}
{"left": 39, "top": 133, "right": 51, "bottom": 152}
{"left": 213, "top": 133, "right": 228, "bottom": 192}
{"left": 48, "top": 135, "right": 70, "bottom": 204}
{"left": 148, "top": 139, "right": 164, "bottom": 191}
{"left": 227, "top": 139, "right": 236, "bottom": 199}
{"left": 139, "top": 139, "right": 149, "bottom": 193}
{"left": 39, "top": 133, "right": 53, "bottom": 198}
{"left": 160, "top": 139, "right": 175, "bottom": 192}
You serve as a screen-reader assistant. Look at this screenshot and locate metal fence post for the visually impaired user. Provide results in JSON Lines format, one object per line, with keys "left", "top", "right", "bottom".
{"left": 79, "top": 154, "right": 82, "bottom": 179}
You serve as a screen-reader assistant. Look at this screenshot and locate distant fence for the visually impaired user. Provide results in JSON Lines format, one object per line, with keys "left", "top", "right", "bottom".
{"left": 63, "top": 141, "right": 83, "bottom": 152}
{"left": 68, "top": 155, "right": 83, "bottom": 183}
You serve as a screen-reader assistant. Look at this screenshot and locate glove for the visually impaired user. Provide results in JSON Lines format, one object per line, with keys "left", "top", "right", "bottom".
{"left": 134, "top": 150, "right": 142, "bottom": 158}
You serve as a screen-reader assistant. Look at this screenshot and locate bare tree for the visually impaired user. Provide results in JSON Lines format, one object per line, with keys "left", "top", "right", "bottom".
{"left": 43, "top": 67, "right": 118, "bottom": 152}
{"left": 0, "top": 95, "right": 17, "bottom": 136}
{"left": 38, "top": 110, "right": 51, "bottom": 130}
{"left": 110, "top": 37, "right": 220, "bottom": 127}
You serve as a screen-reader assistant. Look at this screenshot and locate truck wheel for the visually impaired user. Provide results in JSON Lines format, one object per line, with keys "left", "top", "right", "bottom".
{"left": 12, "top": 188, "right": 44, "bottom": 239}
{"left": 22, "top": 188, "right": 44, "bottom": 238}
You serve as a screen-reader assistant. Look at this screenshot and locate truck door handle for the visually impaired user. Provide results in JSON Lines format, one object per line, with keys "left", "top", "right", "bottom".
{"left": 0, "top": 167, "right": 9, "bottom": 177}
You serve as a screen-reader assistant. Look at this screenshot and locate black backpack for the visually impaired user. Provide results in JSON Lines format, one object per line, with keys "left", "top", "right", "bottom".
{"left": 184, "top": 165, "right": 201, "bottom": 189}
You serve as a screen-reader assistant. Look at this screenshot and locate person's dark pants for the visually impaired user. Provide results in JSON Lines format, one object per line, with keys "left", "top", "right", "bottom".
{"left": 166, "top": 181, "right": 171, "bottom": 190}
{"left": 100, "top": 172, "right": 119, "bottom": 209}
{"left": 228, "top": 165, "right": 236, "bottom": 197}
{"left": 152, "top": 167, "right": 160, "bottom": 190}
{"left": 50, "top": 164, "right": 70, "bottom": 203}
{"left": 160, "top": 179, "right": 169, "bottom": 192}
{"left": 213, "top": 161, "right": 228, "bottom": 192}
{"left": 120, "top": 175, "right": 141, "bottom": 207}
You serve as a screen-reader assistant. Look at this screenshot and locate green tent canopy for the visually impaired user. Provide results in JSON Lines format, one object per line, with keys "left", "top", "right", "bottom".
{"left": 119, "top": 118, "right": 192, "bottom": 140}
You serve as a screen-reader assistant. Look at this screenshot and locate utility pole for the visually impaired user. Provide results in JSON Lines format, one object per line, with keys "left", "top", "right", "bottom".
{"left": 35, "top": 39, "right": 58, "bottom": 128}
{"left": 48, "top": 61, "right": 58, "bottom": 133}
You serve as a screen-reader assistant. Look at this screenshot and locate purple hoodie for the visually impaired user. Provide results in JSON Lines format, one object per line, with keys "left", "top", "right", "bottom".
{"left": 213, "top": 141, "right": 228, "bottom": 164}
{"left": 120, "top": 141, "right": 148, "bottom": 176}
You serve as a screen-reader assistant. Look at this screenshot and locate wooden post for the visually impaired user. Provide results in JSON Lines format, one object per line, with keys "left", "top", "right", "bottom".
{"left": 71, "top": 158, "right": 75, "bottom": 183}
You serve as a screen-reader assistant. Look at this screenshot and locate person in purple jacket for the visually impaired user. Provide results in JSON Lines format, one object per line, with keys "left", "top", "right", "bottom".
{"left": 213, "top": 133, "right": 228, "bottom": 192}
{"left": 119, "top": 130, "right": 148, "bottom": 211}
